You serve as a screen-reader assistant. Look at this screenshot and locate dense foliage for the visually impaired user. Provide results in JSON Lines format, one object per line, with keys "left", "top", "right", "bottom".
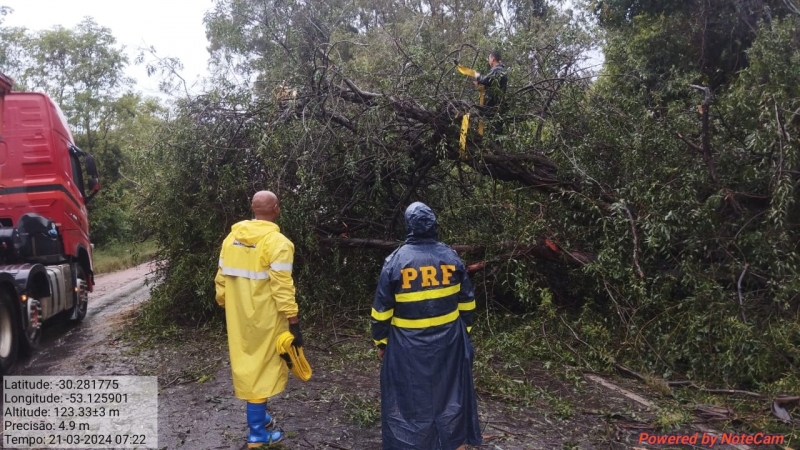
{"left": 557, "top": 0, "right": 800, "bottom": 390}
{"left": 137, "top": 0, "right": 800, "bottom": 394}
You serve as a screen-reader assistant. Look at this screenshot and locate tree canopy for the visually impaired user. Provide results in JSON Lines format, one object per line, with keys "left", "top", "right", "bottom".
{"left": 0, "top": 14, "right": 166, "bottom": 245}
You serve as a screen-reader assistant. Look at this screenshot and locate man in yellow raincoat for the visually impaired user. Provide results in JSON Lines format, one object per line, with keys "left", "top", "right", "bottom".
{"left": 215, "top": 190, "right": 303, "bottom": 447}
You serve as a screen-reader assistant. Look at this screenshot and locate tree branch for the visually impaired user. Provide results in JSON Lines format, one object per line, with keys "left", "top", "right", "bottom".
{"left": 319, "top": 237, "right": 595, "bottom": 270}
{"left": 624, "top": 204, "right": 645, "bottom": 278}
{"left": 320, "top": 111, "right": 356, "bottom": 132}
{"left": 328, "top": 68, "right": 382, "bottom": 103}
{"left": 676, "top": 132, "right": 703, "bottom": 153}
{"left": 690, "top": 84, "right": 718, "bottom": 184}
{"left": 783, "top": 0, "right": 800, "bottom": 16}
{"left": 736, "top": 263, "right": 749, "bottom": 323}
{"left": 321, "top": 70, "right": 581, "bottom": 194}
{"left": 616, "top": 363, "right": 800, "bottom": 402}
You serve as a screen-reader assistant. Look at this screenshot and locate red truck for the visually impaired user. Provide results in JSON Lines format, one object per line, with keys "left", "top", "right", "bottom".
{"left": 0, "top": 73, "right": 99, "bottom": 373}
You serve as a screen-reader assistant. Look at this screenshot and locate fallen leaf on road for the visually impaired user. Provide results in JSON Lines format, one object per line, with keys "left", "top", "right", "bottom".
{"left": 771, "top": 401, "right": 792, "bottom": 423}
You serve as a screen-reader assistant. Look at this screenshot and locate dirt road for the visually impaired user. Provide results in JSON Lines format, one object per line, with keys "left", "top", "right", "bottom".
{"left": 1, "top": 263, "right": 763, "bottom": 450}
{"left": 9, "top": 262, "right": 154, "bottom": 376}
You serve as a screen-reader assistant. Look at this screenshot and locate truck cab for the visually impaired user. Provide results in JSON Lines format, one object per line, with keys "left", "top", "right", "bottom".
{"left": 0, "top": 72, "right": 100, "bottom": 373}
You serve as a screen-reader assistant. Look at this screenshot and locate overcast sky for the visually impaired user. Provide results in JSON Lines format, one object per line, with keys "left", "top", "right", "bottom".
{"left": 2, "top": 1, "right": 602, "bottom": 98}
{"left": 2, "top": 0, "right": 214, "bottom": 98}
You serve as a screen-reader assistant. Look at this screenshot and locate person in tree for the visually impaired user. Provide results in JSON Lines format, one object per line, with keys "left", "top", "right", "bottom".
{"left": 473, "top": 50, "right": 508, "bottom": 134}
{"left": 215, "top": 190, "right": 304, "bottom": 447}
{"left": 371, "top": 202, "right": 482, "bottom": 450}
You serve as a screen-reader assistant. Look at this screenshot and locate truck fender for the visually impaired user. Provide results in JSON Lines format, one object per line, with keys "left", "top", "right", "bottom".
{"left": 75, "top": 244, "right": 94, "bottom": 290}
{"left": 0, "top": 271, "right": 20, "bottom": 306}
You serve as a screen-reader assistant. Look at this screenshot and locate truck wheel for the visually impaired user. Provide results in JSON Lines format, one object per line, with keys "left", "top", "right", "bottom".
{"left": 71, "top": 265, "right": 88, "bottom": 321}
{"left": 0, "top": 290, "right": 20, "bottom": 374}
{"left": 19, "top": 297, "right": 42, "bottom": 356}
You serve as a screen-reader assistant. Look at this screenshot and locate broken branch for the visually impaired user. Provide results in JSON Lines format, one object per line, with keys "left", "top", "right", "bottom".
{"left": 736, "top": 263, "right": 749, "bottom": 323}
{"left": 689, "top": 84, "right": 719, "bottom": 184}
{"left": 318, "top": 237, "right": 595, "bottom": 271}
{"left": 624, "top": 204, "right": 645, "bottom": 278}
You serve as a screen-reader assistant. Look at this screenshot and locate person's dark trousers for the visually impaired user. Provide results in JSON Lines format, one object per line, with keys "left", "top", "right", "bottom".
{"left": 479, "top": 105, "right": 504, "bottom": 137}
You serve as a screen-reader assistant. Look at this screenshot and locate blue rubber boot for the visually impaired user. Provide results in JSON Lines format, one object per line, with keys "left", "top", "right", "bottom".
{"left": 246, "top": 402, "right": 283, "bottom": 448}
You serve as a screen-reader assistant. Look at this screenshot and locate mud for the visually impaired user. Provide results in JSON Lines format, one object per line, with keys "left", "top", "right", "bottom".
{"left": 0, "top": 264, "right": 765, "bottom": 449}
{"left": 8, "top": 262, "right": 154, "bottom": 376}
{"left": 140, "top": 333, "right": 627, "bottom": 450}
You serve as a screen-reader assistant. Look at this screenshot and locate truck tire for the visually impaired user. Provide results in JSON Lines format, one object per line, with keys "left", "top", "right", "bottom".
{"left": 19, "top": 296, "right": 42, "bottom": 356}
{"left": 0, "top": 290, "right": 20, "bottom": 374}
{"left": 71, "top": 265, "right": 88, "bottom": 321}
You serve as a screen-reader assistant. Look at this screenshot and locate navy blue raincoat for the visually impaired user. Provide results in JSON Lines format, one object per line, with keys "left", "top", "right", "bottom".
{"left": 371, "top": 202, "right": 482, "bottom": 450}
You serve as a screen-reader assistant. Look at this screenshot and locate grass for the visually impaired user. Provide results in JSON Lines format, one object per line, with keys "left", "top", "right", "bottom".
{"left": 92, "top": 240, "right": 158, "bottom": 274}
{"left": 342, "top": 393, "right": 381, "bottom": 427}
{"left": 654, "top": 407, "right": 691, "bottom": 431}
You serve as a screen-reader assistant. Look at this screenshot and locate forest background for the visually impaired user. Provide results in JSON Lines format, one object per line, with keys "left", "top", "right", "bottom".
{"left": 2, "top": 0, "right": 798, "bottom": 439}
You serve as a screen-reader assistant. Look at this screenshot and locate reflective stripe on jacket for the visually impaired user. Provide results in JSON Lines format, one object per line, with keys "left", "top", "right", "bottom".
{"left": 371, "top": 245, "right": 476, "bottom": 345}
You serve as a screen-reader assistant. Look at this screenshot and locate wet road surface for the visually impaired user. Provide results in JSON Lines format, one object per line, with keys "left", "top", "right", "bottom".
{"left": 5, "top": 262, "right": 154, "bottom": 376}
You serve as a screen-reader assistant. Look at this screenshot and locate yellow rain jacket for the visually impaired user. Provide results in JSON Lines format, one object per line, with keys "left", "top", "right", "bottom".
{"left": 214, "top": 220, "right": 299, "bottom": 400}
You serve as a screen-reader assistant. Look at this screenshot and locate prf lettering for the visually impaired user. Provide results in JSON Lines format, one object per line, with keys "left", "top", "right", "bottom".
{"left": 401, "top": 265, "right": 455, "bottom": 289}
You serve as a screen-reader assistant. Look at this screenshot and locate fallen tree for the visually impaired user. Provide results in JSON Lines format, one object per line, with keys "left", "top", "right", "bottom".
{"left": 139, "top": 0, "right": 800, "bottom": 400}
{"left": 319, "top": 237, "right": 595, "bottom": 272}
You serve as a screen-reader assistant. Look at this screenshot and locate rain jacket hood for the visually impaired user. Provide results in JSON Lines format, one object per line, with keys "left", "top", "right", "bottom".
{"left": 215, "top": 219, "right": 298, "bottom": 400}
{"left": 405, "top": 202, "right": 438, "bottom": 242}
{"left": 229, "top": 219, "right": 276, "bottom": 247}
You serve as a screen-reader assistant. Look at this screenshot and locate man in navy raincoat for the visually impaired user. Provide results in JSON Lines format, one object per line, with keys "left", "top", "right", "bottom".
{"left": 371, "top": 202, "right": 482, "bottom": 450}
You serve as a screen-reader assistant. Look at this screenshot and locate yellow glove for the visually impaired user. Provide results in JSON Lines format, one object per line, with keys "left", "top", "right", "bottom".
{"left": 276, "top": 331, "right": 312, "bottom": 381}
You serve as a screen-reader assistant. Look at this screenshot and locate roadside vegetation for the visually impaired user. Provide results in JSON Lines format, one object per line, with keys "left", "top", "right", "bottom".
{"left": 0, "top": 8, "right": 168, "bottom": 249}
{"left": 92, "top": 240, "right": 158, "bottom": 274}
